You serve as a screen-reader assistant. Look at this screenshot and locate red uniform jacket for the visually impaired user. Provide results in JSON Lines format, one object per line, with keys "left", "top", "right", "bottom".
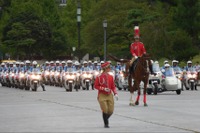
{"left": 130, "top": 42, "right": 146, "bottom": 57}
{"left": 94, "top": 72, "right": 117, "bottom": 96}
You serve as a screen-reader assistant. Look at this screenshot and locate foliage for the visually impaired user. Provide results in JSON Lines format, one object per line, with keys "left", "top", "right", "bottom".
{"left": 0, "top": 0, "right": 199, "bottom": 61}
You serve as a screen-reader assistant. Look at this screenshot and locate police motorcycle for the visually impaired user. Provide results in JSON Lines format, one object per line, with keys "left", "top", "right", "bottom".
{"left": 196, "top": 70, "right": 200, "bottom": 87}
{"left": 17, "top": 70, "right": 26, "bottom": 89}
{"left": 1, "top": 70, "right": 9, "bottom": 87}
{"left": 41, "top": 61, "right": 51, "bottom": 85}
{"left": 13, "top": 62, "right": 21, "bottom": 88}
{"left": 63, "top": 67, "right": 77, "bottom": 92}
{"left": 185, "top": 67, "right": 198, "bottom": 90}
{"left": 159, "top": 64, "right": 182, "bottom": 95}
{"left": 73, "top": 61, "right": 82, "bottom": 90}
{"left": 0, "top": 63, "right": 6, "bottom": 86}
{"left": 184, "top": 61, "right": 198, "bottom": 90}
{"left": 49, "top": 62, "right": 56, "bottom": 86}
{"left": 147, "top": 61, "right": 162, "bottom": 95}
{"left": 29, "top": 71, "right": 42, "bottom": 91}
{"left": 28, "top": 61, "right": 43, "bottom": 91}
{"left": 8, "top": 63, "right": 16, "bottom": 88}
{"left": 115, "top": 63, "right": 129, "bottom": 91}
{"left": 53, "top": 61, "right": 62, "bottom": 87}
{"left": 80, "top": 61, "right": 93, "bottom": 90}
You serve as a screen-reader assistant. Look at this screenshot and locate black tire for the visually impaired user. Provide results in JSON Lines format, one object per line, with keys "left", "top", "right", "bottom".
{"left": 69, "top": 83, "right": 72, "bottom": 92}
{"left": 176, "top": 89, "right": 181, "bottom": 95}
{"left": 86, "top": 82, "right": 89, "bottom": 90}
{"left": 32, "top": 83, "right": 37, "bottom": 91}
{"left": 147, "top": 89, "right": 152, "bottom": 95}
{"left": 116, "top": 82, "right": 122, "bottom": 90}
{"left": 153, "top": 84, "right": 158, "bottom": 95}
{"left": 191, "top": 82, "right": 194, "bottom": 90}
{"left": 195, "top": 84, "right": 197, "bottom": 90}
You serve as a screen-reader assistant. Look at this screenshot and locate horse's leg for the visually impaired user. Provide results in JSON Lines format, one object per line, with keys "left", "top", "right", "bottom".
{"left": 135, "top": 82, "right": 140, "bottom": 105}
{"left": 143, "top": 79, "right": 148, "bottom": 107}
{"left": 129, "top": 92, "right": 135, "bottom": 106}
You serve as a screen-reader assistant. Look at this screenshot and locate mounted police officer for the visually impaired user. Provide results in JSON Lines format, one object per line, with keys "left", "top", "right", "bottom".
{"left": 129, "top": 26, "right": 154, "bottom": 74}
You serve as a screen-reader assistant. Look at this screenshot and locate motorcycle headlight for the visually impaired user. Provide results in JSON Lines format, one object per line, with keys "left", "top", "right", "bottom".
{"left": 20, "top": 74, "right": 25, "bottom": 78}
{"left": 94, "top": 71, "right": 99, "bottom": 75}
{"left": 188, "top": 74, "right": 192, "bottom": 78}
{"left": 83, "top": 74, "right": 87, "bottom": 77}
{"left": 31, "top": 75, "right": 41, "bottom": 80}
{"left": 45, "top": 72, "right": 50, "bottom": 75}
{"left": 192, "top": 74, "right": 197, "bottom": 78}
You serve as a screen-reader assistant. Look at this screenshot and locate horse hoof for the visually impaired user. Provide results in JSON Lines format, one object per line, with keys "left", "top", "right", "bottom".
{"left": 144, "top": 103, "right": 148, "bottom": 107}
{"left": 135, "top": 101, "right": 139, "bottom": 105}
{"left": 129, "top": 103, "right": 135, "bottom": 106}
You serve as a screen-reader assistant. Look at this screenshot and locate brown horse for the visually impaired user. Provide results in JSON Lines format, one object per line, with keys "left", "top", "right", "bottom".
{"left": 108, "top": 54, "right": 151, "bottom": 106}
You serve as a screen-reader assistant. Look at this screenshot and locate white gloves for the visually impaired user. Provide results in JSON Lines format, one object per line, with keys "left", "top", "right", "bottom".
{"left": 134, "top": 56, "right": 138, "bottom": 59}
{"left": 115, "top": 94, "right": 119, "bottom": 101}
{"left": 104, "top": 88, "right": 110, "bottom": 92}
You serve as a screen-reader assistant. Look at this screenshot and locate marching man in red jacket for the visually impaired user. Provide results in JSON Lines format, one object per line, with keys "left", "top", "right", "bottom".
{"left": 94, "top": 62, "right": 118, "bottom": 128}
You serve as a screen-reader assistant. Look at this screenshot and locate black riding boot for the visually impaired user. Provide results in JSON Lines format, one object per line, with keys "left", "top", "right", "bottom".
{"left": 103, "top": 113, "right": 109, "bottom": 128}
{"left": 41, "top": 84, "right": 46, "bottom": 91}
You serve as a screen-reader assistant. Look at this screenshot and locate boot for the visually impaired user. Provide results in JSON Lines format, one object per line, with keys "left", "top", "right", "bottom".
{"left": 103, "top": 113, "right": 109, "bottom": 128}
{"left": 41, "top": 84, "right": 46, "bottom": 91}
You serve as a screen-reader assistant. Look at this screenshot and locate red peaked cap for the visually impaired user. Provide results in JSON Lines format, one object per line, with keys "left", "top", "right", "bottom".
{"left": 134, "top": 26, "right": 140, "bottom": 38}
{"left": 101, "top": 62, "right": 110, "bottom": 69}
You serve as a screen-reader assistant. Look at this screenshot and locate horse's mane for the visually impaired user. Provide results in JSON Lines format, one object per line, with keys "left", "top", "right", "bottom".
{"left": 108, "top": 54, "right": 130, "bottom": 63}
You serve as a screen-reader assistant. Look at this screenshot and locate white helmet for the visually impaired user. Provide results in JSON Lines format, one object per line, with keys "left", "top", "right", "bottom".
{"left": 154, "top": 61, "right": 159, "bottom": 64}
{"left": 32, "top": 61, "right": 37, "bottom": 65}
{"left": 93, "top": 61, "right": 98, "bottom": 64}
{"left": 16, "top": 61, "right": 20, "bottom": 65}
{"left": 117, "top": 62, "right": 121, "bottom": 65}
{"left": 88, "top": 60, "right": 92, "bottom": 63}
{"left": 83, "top": 61, "right": 87, "bottom": 64}
{"left": 45, "top": 61, "right": 49, "bottom": 64}
{"left": 1, "top": 63, "right": 5, "bottom": 66}
{"left": 50, "top": 61, "right": 54, "bottom": 64}
{"left": 74, "top": 61, "right": 80, "bottom": 66}
{"left": 20, "top": 62, "right": 24, "bottom": 65}
{"left": 164, "top": 63, "right": 170, "bottom": 67}
{"left": 164, "top": 60, "right": 168, "bottom": 64}
{"left": 9, "top": 62, "right": 13, "bottom": 65}
{"left": 100, "top": 61, "right": 104, "bottom": 64}
{"left": 55, "top": 60, "right": 60, "bottom": 64}
{"left": 61, "top": 61, "right": 66, "bottom": 64}
{"left": 67, "top": 60, "right": 72, "bottom": 64}
{"left": 25, "top": 60, "right": 31, "bottom": 64}
{"left": 187, "top": 61, "right": 192, "bottom": 64}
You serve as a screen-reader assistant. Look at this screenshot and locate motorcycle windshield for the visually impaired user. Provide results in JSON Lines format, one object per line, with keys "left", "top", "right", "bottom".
{"left": 165, "top": 68, "right": 175, "bottom": 77}
{"left": 173, "top": 67, "right": 182, "bottom": 74}
{"left": 188, "top": 68, "right": 196, "bottom": 73}
{"left": 67, "top": 68, "right": 74, "bottom": 72}
{"left": 152, "top": 63, "right": 160, "bottom": 72}
{"left": 83, "top": 67, "right": 90, "bottom": 72}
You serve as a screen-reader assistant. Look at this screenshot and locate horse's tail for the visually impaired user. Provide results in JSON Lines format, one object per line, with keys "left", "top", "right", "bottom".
{"left": 108, "top": 54, "right": 130, "bottom": 63}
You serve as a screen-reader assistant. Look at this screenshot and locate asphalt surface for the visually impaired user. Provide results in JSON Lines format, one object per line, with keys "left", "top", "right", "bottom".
{"left": 0, "top": 85, "right": 200, "bottom": 133}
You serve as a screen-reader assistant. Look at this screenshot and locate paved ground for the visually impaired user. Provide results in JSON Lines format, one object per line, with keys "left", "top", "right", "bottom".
{"left": 0, "top": 85, "right": 200, "bottom": 133}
